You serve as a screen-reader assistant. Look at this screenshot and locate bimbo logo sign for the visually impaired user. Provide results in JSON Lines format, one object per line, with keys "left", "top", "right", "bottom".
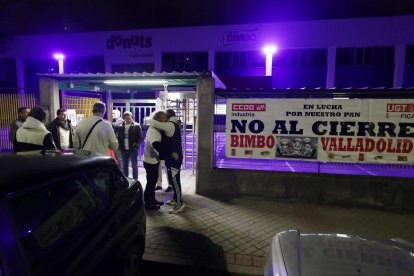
{"left": 107, "top": 35, "right": 152, "bottom": 49}
{"left": 224, "top": 29, "right": 259, "bottom": 46}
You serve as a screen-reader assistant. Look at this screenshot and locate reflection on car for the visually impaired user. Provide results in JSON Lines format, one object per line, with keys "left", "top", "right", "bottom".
{"left": 265, "top": 229, "right": 414, "bottom": 276}
{"left": 0, "top": 150, "right": 146, "bottom": 276}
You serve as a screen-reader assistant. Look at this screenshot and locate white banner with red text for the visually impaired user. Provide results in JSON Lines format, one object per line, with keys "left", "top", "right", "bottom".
{"left": 226, "top": 98, "right": 414, "bottom": 164}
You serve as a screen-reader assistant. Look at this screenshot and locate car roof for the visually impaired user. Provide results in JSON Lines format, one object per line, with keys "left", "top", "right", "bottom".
{"left": 273, "top": 230, "right": 414, "bottom": 276}
{"left": 0, "top": 150, "right": 116, "bottom": 196}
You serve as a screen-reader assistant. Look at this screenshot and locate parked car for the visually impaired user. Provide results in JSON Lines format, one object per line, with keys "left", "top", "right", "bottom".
{"left": 0, "top": 150, "right": 146, "bottom": 276}
{"left": 265, "top": 229, "right": 414, "bottom": 276}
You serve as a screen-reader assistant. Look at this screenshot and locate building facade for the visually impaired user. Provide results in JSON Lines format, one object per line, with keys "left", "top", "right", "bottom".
{"left": 0, "top": 15, "right": 413, "bottom": 91}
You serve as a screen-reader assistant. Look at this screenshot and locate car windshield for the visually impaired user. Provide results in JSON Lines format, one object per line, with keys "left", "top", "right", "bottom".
{"left": 7, "top": 177, "right": 100, "bottom": 251}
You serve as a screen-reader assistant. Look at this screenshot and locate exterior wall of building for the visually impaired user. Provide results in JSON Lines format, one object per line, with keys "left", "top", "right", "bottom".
{"left": 0, "top": 15, "right": 413, "bottom": 89}
{"left": 196, "top": 85, "right": 414, "bottom": 210}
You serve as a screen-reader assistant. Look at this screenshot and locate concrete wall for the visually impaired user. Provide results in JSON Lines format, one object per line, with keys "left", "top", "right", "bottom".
{"left": 39, "top": 78, "right": 59, "bottom": 123}
{"left": 196, "top": 84, "right": 414, "bottom": 211}
{"left": 197, "top": 168, "right": 414, "bottom": 211}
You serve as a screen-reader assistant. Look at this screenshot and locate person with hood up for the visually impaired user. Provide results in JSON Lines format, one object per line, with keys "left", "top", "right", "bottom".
{"left": 14, "top": 106, "right": 56, "bottom": 153}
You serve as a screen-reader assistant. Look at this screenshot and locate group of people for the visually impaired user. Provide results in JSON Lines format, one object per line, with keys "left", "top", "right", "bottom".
{"left": 10, "top": 102, "right": 185, "bottom": 214}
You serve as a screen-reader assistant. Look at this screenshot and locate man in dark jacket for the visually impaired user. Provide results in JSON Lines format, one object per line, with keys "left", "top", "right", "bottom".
{"left": 117, "top": 111, "right": 142, "bottom": 179}
{"left": 10, "top": 106, "right": 30, "bottom": 150}
{"left": 47, "top": 108, "right": 74, "bottom": 150}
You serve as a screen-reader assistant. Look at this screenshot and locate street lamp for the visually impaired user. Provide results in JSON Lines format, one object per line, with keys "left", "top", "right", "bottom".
{"left": 263, "top": 45, "right": 278, "bottom": 76}
{"left": 53, "top": 53, "right": 65, "bottom": 74}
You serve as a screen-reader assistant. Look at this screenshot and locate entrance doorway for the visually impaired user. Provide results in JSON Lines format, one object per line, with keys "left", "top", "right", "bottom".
{"left": 159, "top": 92, "right": 197, "bottom": 174}
{"left": 109, "top": 95, "right": 197, "bottom": 174}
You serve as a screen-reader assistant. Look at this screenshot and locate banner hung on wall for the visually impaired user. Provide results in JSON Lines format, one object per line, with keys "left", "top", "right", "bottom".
{"left": 226, "top": 99, "right": 414, "bottom": 164}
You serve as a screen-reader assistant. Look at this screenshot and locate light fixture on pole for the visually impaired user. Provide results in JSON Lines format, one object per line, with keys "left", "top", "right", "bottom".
{"left": 53, "top": 53, "right": 65, "bottom": 74}
{"left": 263, "top": 45, "right": 278, "bottom": 76}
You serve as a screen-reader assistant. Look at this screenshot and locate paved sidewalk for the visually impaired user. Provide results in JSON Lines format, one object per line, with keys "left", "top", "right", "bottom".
{"left": 137, "top": 169, "right": 414, "bottom": 275}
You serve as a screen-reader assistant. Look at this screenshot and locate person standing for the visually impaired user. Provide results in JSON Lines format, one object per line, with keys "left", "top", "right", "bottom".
{"left": 147, "top": 109, "right": 185, "bottom": 214}
{"left": 111, "top": 109, "right": 124, "bottom": 163}
{"left": 112, "top": 109, "right": 124, "bottom": 135}
{"left": 74, "top": 101, "right": 118, "bottom": 156}
{"left": 143, "top": 111, "right": 167, "bottom": 210}
{"left": 47, "top": 108, "right": 74, "bottom": 150}
{"left": 117, "top": 111, "right": 142, "bottom": 179}
{"left": 14, "top": 106, "right": 56, "bottom": 153}
{"left": 155, "top": 160, "right": 173, "bottom": 192}
{"left": 10, "top": 106, "right": 30, "bottom": 150}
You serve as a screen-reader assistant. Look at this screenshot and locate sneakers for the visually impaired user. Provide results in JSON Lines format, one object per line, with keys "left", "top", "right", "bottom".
{"left": 169, "top": 201, "right": 186, "bottom": 214}
{"left": 164, "top": 186, "right": 173, "bottom": 192}
{"left": 165, "top": 199, "right": 175, "bottom": 206}
{"left": 155, "top": 186, "right": 162, "bottom": 191}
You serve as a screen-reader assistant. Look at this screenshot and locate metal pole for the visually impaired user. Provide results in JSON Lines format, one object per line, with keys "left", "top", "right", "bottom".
{"left": 183, "top": 98, "right": 187, "bottom": 171}
{"left": 192, "top": 98, "right": 196, "bottom": 175}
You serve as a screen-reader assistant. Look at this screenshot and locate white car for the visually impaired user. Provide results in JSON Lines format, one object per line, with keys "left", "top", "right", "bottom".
{"left": 265, "top": 230, "right": 414, "bottom": 276}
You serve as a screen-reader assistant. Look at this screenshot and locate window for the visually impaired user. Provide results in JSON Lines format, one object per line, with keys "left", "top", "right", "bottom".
{"left": 273, "top": 49, "right": 289, "bottom": 67}
{"left": 111, "top": 63, "right": 155, "bottom": 73}
{"left": 162, "top": 52, "right": 208, "bottom": 72}
{"left": 337, "top": 47, "right": 392, "bottom": 66}
{"left": 336, "top": 48, "right": 354, "bottom": 66}
{"left": 309, "top": 49, "right": 327, "bottom": 66}
{"left": 89, "top": 170, "right": 111, "bottom": 197}
{"left": 299, "top": 49, "right": 307, "bottom": 66}
{"left": 372, "top": 47, "right": 394, "bottom": 65}
{"left": 65, "top": 56, "right": 105, "bottom": 73}
{"left": 249, "top": 50, "right": 265, "bottom": 68}
{"left": 87, "top": 168, "right": 127, "bottom": 197}
{"left": 0, "top": 58, "right": 17, "bottom": 87}
{"left": 24, "top": 58, "right": 58, "bottom": 87}
{"left": 355, "top": 48, "right": 372, "bottom": 65}
{"left": 7, "top": 176, "right": 101, "bottom": 254}
{"left": 215, "top": 52, "right": 231, "bottom": 69}
{"left": 406, "top": 45, "right": 414, "bottom": 65}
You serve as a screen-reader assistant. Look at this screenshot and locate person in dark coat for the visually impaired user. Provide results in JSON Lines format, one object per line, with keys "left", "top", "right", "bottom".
{"left": 47, "top": 108, "right": 74, "bottom": 150}
{"left": 117, "top": 111, "right": 143, "bottom": 179}
{"left": 10, "top": 106, "right": 30, "bottom": 150}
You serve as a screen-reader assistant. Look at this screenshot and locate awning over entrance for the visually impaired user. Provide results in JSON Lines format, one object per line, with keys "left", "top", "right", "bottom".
{"left": 38, "top": 71, "right": 226, "bottom": 92}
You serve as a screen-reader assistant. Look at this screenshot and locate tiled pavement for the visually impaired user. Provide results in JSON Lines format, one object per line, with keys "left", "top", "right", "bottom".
{"left": 137, "top": 169, "right": 414, "bottom": 275}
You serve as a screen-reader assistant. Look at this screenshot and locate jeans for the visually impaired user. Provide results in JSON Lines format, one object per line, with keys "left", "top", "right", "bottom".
{"left": 121, "top": 148, "right": 138, "bottom": 179}
{"left": 143, "top": 161, "right": 159, "bottom": 206}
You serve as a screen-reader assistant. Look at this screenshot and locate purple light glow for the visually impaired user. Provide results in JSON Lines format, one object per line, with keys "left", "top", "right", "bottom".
{"left": 263, "top": 45, "right": 278, "bottom": 76}
{"left": 53, "top": 53, "right": 65, "bottom": 74}
{"left": 263, "top": 45, "right": 278, "bottom": 55}
{"left": 53, "top": 53, "right": 65, "bottom": 60}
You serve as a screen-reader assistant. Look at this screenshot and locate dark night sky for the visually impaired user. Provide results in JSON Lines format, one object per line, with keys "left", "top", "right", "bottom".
{"left": 1, "top": 0, "right": 414, "bottom": 36}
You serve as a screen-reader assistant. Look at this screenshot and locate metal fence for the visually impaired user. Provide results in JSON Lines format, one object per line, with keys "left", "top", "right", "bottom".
{"left": 0, "top": 89, "right": 39, "bottom": 152}
{"left": 214, "top": 89, "right": 414, "bottom": 178}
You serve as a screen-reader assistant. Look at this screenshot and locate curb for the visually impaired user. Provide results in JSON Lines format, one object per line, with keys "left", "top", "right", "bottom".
{"left": 143, "top": 253, "right": 263, "bottom": 275}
